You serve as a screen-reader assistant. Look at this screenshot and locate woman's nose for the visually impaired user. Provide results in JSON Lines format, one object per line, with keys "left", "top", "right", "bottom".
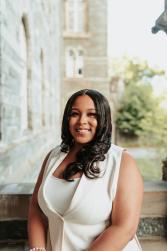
{"left": 78, "top": 114, "right": 87, "bottom": 124}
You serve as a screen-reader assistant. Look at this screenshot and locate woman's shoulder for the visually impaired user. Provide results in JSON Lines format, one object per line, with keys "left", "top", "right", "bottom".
{"left": 51, "top": 144, "right": 61, "bottom": 155}
{"left": 107, "top": 144, "right": 125, "bottom": 155}
{"left": 41, "top": 145, "right": 62, "bottom": 176}
{"left": 110, "top": 145, "right": 141, "bottom": 180}
{"left": 107, "top": 144, "right": 135, "bottom": 162}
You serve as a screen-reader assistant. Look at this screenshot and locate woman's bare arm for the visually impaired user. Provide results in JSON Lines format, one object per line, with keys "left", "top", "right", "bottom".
{"left": 87, "top": 151, "right": 143, "bottom": 251}
{"left": 28, "top": 151, "right": 51, "bottom": 248}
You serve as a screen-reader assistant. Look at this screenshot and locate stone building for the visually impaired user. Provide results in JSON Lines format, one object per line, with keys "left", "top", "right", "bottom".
{"left": 0, "top": 0, "right": 62, "bottom": 184}
{"left": 62, "top": 0, "right": 109, "bottom": 110}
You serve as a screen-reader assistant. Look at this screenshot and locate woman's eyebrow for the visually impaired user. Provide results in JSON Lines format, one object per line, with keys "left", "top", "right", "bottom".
{"left": 71, "top": 108, "right": 96, "bottom": 111}
{"left": 87, "top": 109, "right": 97, "bottom": 111}
{"left": 71, "top": 108, "right": 79, "bottom": 110}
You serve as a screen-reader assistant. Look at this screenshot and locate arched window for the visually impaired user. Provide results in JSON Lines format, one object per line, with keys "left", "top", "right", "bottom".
{"left": 48, "top": 66, "right": 52, "bottom": 126}
{"left": 20, "top": 18, "right": 28, "bottom": 131}
{"left": 40, "top": 50, "right": 46, "bottom": 127}
{"left": 66, "top": 48, "right": 84, "bottom": 78}
{"left": 20, "top": 15, "right": 32, "bottom": 130}
{"left": 65, "top": 0, "right": 86, "bottom": 33}
{"left": 66, "top": 49, "right": 75, "bottom": 77}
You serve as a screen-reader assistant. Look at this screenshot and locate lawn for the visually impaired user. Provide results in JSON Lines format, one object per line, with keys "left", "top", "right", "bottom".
{"left": 136, "top": 158, "right": 162, "bottom": 181}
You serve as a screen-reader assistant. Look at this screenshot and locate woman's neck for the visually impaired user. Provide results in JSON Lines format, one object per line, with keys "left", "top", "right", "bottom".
{"left": 70, "top": 144, "right": 83, "bottom": 154}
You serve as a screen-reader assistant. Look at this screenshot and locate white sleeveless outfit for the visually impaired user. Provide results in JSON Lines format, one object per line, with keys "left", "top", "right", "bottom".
{"left": 45, "top": 176, "right": 80, "bottom": 215}
{"left": 38, "top": 144, "right": 142, "bottom": 251}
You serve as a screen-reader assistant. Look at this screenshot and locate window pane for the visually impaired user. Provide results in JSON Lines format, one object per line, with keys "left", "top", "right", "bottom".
{"left": 76, "top": 50, "right": 84, "bottom": 77}
{"left": 67, "top": 0, "right": 85, "bottom": 32}
{"left": 66, "top": 50, "right": 75, "bottom": 77}
{"left": 76, "top": 2, "right": 84, "bottom": 32}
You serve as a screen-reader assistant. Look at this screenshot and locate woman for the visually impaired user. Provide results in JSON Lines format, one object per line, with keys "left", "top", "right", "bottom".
{"left": 28, "top": 89, "right": 143, "bottom": 251}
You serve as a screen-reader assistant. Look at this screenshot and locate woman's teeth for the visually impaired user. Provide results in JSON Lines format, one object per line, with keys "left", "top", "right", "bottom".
{"left": 76, "top": 128, "right": 90, "bottom": 132}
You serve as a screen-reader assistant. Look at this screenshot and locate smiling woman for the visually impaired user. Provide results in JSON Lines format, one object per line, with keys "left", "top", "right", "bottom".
{"left": 28, "top": 89, "right": 143, "bottom": 251}
{"left": 60, "top": 89, "right": 112, "bottom": 181}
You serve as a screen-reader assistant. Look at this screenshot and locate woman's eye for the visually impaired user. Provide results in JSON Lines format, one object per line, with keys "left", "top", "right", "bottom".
{"left": 88, "top": 113, "right": 97, "bottom": 118}
{"left": 70, "top": 112, "right": 79, "bottom": 117}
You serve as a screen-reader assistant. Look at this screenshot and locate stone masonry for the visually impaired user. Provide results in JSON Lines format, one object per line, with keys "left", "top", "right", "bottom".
{"left": 0, "top": 0, "right": 62, "bottom": 184}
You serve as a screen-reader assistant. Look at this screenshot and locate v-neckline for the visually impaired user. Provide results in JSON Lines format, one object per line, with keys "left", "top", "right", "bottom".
{"left": 52, "top": 147, "right": 82, "bottom": 180}
{"left": 43, "top": 150, "right": 86, "bottom": 218}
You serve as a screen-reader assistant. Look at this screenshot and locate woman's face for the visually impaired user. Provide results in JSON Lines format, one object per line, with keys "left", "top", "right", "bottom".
{"left": 69, "top": 95, "right": 98, "bottom": 148}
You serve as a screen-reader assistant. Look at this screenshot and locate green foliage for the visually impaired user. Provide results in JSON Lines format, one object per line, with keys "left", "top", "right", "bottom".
{"left": 138, "top": 106, "right": 167, "bottom": 148}
{"left": 116, "top": 83, "right": 155, "bottom": 137}
{"left": 122, "top": 59, "right": 164, "bottom": 85}
{"left": 112, "top": 57, "right": 166, "bottom": 143}
{"left": 109, "top": 57, "right": 164, "bottom": 84}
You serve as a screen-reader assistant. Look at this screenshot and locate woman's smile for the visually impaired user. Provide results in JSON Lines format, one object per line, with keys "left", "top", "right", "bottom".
{"left": 76, "top": 128, "right": 91, "bottom": 133}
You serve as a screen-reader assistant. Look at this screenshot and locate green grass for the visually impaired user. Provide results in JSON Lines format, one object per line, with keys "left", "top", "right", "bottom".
{"left": 136, "top": 158, "right": 162, "bottom": 181}
{"left": 117, "top": 136, "right": 166, "bottom": 181}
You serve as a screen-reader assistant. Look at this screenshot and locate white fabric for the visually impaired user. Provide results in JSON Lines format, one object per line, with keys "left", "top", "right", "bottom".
{"left": 38, "top": 144, "right": 142, "bottom": 251}
{"left": 45, "top": 176, "right": 80, "bottom": 215}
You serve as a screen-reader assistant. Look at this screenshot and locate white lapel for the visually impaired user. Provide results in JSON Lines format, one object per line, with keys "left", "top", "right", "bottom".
{"left": 42, "top": 150, "right": 105, "bottom": 218}
{"left": 64, "top": 173, "right": 95, "bottom": 216}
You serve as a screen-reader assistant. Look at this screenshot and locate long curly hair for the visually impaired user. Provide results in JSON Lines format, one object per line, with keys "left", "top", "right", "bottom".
{"left": 60, "top": 89, "right": 112, "bottom": 181}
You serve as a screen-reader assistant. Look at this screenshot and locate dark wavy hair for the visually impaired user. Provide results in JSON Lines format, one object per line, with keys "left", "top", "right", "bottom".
{"left": 60, "top": 89, "right": 112, "bottom": 181}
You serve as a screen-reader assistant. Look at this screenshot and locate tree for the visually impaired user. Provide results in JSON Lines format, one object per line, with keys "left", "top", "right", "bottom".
{"left": 116, "top": 83, "right": 156, "bottom": 137}
{"left": 112, "top": 57, "right": 165, "bottom": 139}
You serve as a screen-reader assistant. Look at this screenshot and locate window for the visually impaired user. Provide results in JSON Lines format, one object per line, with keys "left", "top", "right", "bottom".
{"left": 20, "top": 18, "right": 28, "bottom": 131}
{"left": 20, "top": 15, "right": 33, "bottom": 130}
{"left": 66, "top": 49, "right": 75, "bottom": 77}
{"left": 76, "top": 50, "right": 83, "bottom": 77}
{"left": 65, "top": 48, "right": 84, "bottom": 78}
{"left": 65, "top": 0, "right": 87, "bottom": 33}
{"left": 40, "top": 50, "right": 46, "bottom": 127}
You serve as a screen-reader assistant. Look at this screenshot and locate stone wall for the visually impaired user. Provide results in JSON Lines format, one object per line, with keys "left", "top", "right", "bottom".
{"left": 0, "top": 0, "right": 62, "bottom": 184}
{"left": 139, "top": 181, "right": 167, "bottom": 250}
{"left": 62, "top": 0, "right": 109, "bottom": 111}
